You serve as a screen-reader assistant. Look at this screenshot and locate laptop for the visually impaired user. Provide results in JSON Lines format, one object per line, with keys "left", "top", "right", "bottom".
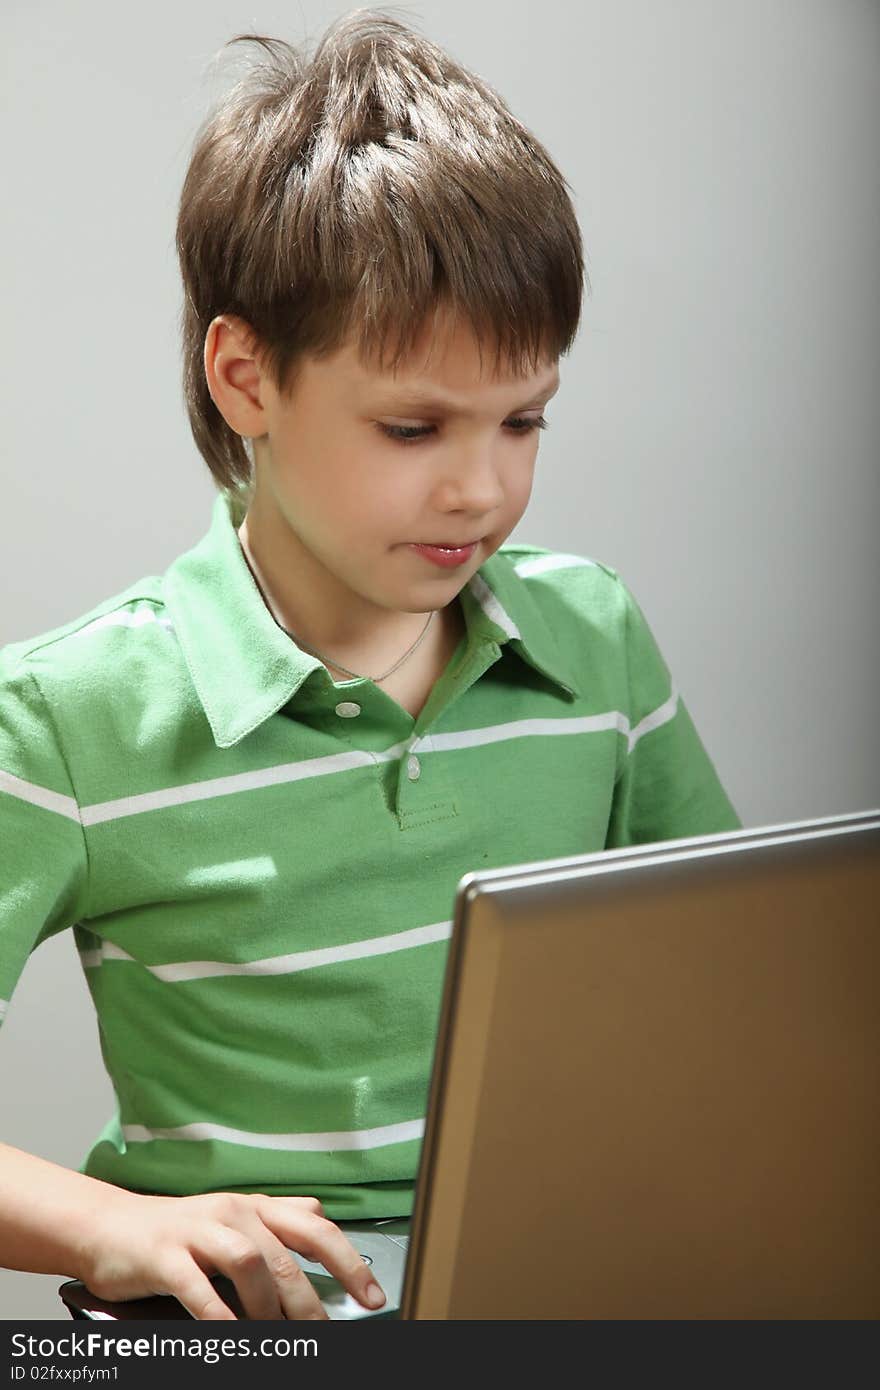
{"left": 61, "top": 808, "right": 880, "bottom": 1320}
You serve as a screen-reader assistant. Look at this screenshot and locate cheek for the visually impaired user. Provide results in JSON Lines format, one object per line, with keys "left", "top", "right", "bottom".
{"left": 319, "top": 460, "right": 414, "bottom": 546}
{"left": 507, "top": 455, "right": 537, "bottom": 508}
{"left": 356, "top": 459, "right": 417, "bottom": 512}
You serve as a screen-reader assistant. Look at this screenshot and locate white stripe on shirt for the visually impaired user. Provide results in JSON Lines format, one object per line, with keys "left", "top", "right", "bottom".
{"left": 80, "top": 919, "right": 452, "bottom": 981}
{"left": 122, "top": 1116, "right": 425, "bottom": 1152}
{"left": 1, "top": 700, "right": 679, "bottom": 826}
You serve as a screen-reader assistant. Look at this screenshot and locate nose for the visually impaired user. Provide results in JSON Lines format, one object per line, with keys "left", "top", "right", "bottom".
{"left": 431, "top": 439, "right": 508, "bottom": 517}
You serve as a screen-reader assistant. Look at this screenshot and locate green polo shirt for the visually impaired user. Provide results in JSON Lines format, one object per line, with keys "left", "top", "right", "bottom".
{"left": 0, "top": 490, "right": 740, "bottom": 1219}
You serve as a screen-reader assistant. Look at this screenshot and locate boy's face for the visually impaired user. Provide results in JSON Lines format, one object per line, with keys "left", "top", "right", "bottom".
{"left": 213, "top": 304, "right": 560, "bottom": 640}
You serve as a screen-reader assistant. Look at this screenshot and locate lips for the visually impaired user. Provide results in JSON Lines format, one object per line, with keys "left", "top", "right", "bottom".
{"left": 408, "top": 540, "right": 479, "bottom": 568}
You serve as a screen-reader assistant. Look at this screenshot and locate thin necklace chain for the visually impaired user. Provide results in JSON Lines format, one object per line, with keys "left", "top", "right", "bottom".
{"left": 238, "top": 534, "right": 436, "bottom": 683}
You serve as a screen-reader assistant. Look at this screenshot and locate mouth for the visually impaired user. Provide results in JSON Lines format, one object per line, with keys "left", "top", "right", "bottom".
{"left": 412, "top": 539, "right": 482, "bottom": 549}
{"left": 407, "top": 539, "right": 481, "bottom": 568}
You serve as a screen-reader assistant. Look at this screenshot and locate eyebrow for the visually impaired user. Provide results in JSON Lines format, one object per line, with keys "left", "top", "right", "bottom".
{"left": 371, "top": 371, "right": 561, "bottom": 415}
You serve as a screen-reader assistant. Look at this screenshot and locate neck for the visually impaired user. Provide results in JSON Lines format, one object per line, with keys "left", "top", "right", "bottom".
{"left": 237, "top": 522, "right": 441, "bottom": 677}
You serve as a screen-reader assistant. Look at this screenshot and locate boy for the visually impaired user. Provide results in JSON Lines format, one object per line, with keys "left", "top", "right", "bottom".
{"left": 0, "top": 11, "right": 740, "bottom": 1320}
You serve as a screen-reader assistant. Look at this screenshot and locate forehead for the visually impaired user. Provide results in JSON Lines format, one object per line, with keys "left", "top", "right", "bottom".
{"left": 342, "top": 312, "right": 560, "bottom": 403}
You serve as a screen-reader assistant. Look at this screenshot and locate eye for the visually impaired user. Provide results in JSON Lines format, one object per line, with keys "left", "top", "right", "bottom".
{"left": 376, "top": 416, "right": 550, "bottom": 446}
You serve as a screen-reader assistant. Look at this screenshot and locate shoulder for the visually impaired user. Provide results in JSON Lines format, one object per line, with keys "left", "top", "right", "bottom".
{"left": 497, "top": 539, "right": 620, "bottom": 581}
{"left": 495, "top": 540, "right": 631, "bottom": 626}
{"left": 0, "top": 575, "right": 171, "bottom": 704}
{"left": 492, "top": 543, "right": 671, "bottom": 697}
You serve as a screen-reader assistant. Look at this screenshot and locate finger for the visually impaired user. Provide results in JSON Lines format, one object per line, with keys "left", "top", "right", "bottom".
{"left": 199, "top": 1226, "right": 286, "bottom": 1320}
{"left": 248, "top": 1193, "right": 324, "bottom": 1215}
{"left": 250, "top": 1194, "right": 324, "bottom": 1216}
{"left": 160, "top": 1252, "right": 239, "bottom": 1321}
{"left": 255, "top": 1236, "right": 331, "bottom": 1321}
{"left": 259, "top": 1206, "right": 386, "bottom": 1311}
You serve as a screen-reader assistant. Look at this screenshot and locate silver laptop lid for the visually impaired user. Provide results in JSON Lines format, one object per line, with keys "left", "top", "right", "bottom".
{"left": 404, "top": 812, "right": 880, "bottom": 1319}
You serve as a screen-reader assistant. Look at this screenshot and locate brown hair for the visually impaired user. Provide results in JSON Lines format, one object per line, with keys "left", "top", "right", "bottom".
{"left": 176, "top": 6, "right": 588, "bottom": 499}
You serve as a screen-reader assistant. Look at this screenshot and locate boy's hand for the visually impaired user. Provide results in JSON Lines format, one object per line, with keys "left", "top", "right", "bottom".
{"left": 79, "top": 1190, "right": 387, "bottom": 1320}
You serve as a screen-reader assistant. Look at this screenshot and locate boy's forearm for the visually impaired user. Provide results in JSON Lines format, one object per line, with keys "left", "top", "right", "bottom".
{"left": 0, "top": 1140, "right": 129, "bottom": 1279}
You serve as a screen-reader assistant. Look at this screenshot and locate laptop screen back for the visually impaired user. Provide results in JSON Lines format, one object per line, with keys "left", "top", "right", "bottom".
{"left": 404, "top": 814, "right": 880, "bottom": 1318}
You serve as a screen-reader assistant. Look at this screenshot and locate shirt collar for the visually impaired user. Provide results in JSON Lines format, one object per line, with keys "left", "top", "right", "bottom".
{"left": 163, "top": 490, "right": 579, "bottom": 749}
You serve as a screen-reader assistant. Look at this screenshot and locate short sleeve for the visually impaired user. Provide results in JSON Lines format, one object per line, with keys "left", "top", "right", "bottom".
{"left": 0, "top": 645, "right": 89, "bottom": 1029}
{"left": 605, "top": 578, "right": 742, "bottom": 848}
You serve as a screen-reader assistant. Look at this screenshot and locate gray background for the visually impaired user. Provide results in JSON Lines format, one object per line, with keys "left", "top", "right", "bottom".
{"left": 2, "top": 0, "right": 878, "bottom": 1319}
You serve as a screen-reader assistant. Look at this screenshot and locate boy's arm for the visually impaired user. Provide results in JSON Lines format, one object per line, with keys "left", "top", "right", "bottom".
{"left": 0, "top": 652, "right": 385, "bottom": 1319}
{"left": 0, "top": 1139, "right": 386, "bottom": 1319}
{"left": 605, "top": 576, "right": 742, "bottom": 848}
{"left": 0, "top": 651, "right": 117, "bottom": 1281}
{"left": 0, "top": 1140, "right": 132, "bottom": 1277}
{"left": 0, "top": 651, "right": 90, "bottom": 1027}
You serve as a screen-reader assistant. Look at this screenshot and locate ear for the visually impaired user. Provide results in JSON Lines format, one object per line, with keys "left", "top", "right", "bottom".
{"left": 203, "top": 315, "right": 268, "bottom": 438}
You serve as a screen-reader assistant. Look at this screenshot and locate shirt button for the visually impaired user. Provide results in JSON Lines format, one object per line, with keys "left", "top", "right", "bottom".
{"left": 407, "top": 754, "right": 421, "bottom": 781}
{"left": 335, "top": 702, "right": 362, "bottom": 718}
